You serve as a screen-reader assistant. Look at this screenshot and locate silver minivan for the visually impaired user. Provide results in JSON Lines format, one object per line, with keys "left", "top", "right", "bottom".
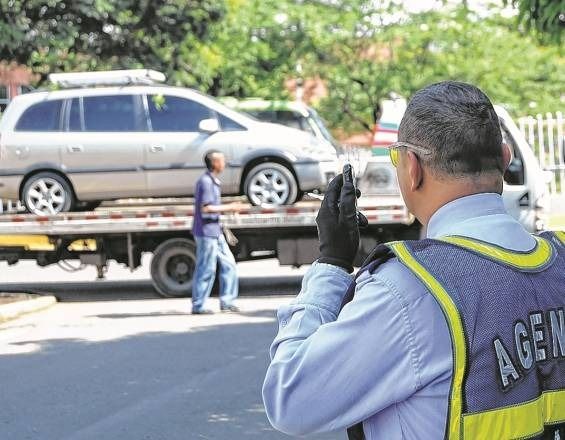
{"left": 0, "top": 78, "right": 338, "bottom": 214}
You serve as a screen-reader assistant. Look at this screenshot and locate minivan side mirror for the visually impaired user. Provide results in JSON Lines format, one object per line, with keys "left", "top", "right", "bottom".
{"left": 199, "top": 118, "right": 219, "bottom": 133}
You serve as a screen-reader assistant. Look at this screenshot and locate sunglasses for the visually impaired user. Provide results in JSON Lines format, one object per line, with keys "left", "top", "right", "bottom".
{"left": 388, "top": 142, "right": 432, "bottom": 167}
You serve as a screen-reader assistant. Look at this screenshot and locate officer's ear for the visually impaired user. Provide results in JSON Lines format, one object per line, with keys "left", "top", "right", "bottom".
{"left": 407, "top": 151, "right": 423, "bottom": 191}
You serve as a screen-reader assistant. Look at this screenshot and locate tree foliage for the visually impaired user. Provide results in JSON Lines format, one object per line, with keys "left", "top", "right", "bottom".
{"left": 0, "top": 0, "right": 562, "bottom": 135}
{"left": 205, "top": 1, "right": 564, "bottom": 133}
{"left": 0, "top": 0, "right": 225, "bottom": 81}
{"left": 318, "top": 6, "right": 565, "bottom": 132}
{"left": 510, "top": 0, "right": 564, "bottom": 41}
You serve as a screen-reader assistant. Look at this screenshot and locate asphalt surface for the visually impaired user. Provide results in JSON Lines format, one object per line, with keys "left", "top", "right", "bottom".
{"left": 0, "top": 260, "right": 343, "bottom": 440}
{"left": 0, "top": 255, "right": 310, "bottom": 299}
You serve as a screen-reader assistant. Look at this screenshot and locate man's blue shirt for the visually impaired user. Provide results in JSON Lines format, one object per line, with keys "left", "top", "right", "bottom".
{"left": 193, "top": 172, "right": 222, "bottom": 238}
{"left": 262, "top": 193, "right": 537, "bottom": 439}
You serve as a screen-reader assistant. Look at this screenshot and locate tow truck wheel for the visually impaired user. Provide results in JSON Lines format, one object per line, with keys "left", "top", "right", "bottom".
{"left": 151, "top": 238, "right": 197, "bottom": 298}
{"left": 244, "top": 162, "right": 298, "bottom": 206}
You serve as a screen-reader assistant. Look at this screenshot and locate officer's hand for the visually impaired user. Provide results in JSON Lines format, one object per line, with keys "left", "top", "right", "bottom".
{"left": 316, "top": 174, "right": 366, "bottom": 273}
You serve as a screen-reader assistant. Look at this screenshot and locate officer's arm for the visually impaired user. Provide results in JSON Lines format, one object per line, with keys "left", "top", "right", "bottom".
{"left": 262, "top": 263, "right": 423, "bottom": 436}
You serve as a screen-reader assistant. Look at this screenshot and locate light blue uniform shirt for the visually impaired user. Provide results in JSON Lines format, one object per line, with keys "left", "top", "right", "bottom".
{"left": 262, "top": 193, "right": 537, "bottom": 439}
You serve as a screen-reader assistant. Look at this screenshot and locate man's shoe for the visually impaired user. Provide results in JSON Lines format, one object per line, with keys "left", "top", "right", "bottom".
{"left": 220, "top": 305, "right": 240, "bottom": 313}
{"left": 192, "top": 308, "right": 214, "bottom": 315}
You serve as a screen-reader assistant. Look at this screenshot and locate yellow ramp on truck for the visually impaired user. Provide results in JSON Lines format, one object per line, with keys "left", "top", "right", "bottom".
{"left": 0, "top": 235, "right": 55, "bottom": 251}
{"left": 0, "top": 235, "right": 96, "bottom": 251}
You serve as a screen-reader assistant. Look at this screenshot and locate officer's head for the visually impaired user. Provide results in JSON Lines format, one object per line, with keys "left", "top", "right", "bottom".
{"left": 394, "top": 81, "right": 512, "bottom": 225}
{"left": 204, "top": 150, "right": 225, "bottom": 173}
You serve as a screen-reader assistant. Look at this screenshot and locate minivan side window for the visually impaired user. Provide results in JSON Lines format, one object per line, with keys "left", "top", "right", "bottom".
{"left": 83, "top": 95, "right": 137, "bottom": 131}
{"left": 148, "top": 95, "right": 212, "bottom": 132}
{"left": 15, "top": 99, "right": 62, "bottom": 131}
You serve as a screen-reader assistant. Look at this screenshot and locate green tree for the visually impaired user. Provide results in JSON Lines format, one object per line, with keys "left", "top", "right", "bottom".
{"left": 207, "top": 2, "right": 563, "bottom": 134}
{"left": 195, "top": 0, "right": 382, "bottom": 98}
{"left": 197, "top": 0, "right": 395, "bottom": 128}
{"left": 317, "top": 6, "right": 565, "bottom": 133}
{"left": 510, "top": 0, "right": 564, "bottom": 41}
{"left": 0, "top": 0, "right": 225, "bottom": 82}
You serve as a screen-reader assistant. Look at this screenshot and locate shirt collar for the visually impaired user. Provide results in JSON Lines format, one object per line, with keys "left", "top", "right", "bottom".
{"left": 206, "top": 171, "right": 221, "bottom": 186}
{"left": 426, "top": 193, "right": 506, "bottom": 239}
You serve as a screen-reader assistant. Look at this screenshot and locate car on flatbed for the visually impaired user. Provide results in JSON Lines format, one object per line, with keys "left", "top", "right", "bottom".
{"left": 0, "top": 70, "right": 339, "bottom": 215}
{"left": 222, "top": 98, "right": 341, "bottom": 151}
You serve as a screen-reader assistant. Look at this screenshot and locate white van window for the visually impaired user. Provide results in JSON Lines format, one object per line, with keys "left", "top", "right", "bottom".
{"left": 83, "top": 95, "right": 137, "bottom": 131}
{"left": 0, "top": 86, "right": 8, "bottom": 112}
{"left": 15, "top": 99, "right": 62, "bottom": 131}
{"left": 501, "top": 124, "right": 525, "bottom": 186}
{"left": 148, "top": 95, "right": 212, "bottom": 132}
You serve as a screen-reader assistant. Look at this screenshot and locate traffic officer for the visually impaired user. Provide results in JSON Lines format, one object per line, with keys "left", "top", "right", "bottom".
{"left": 262, "top": 81, "right": 565, "bottom": 439}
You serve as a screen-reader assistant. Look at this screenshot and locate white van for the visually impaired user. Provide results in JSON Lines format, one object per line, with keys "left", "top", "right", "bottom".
{"left": 360, "top": 100, "right": 550, "bottom": 233}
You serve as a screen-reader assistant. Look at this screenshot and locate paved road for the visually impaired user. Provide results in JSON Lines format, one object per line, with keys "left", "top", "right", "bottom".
{"left": 0, "top": 261, "right": 344, "bottom": 440}
{"left": 0, "top": 257, "right": 310, "bottom": 300}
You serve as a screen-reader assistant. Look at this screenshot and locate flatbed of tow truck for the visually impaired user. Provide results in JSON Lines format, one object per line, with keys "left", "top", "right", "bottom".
{"left": 0, "top": 196, "right": 418, "bottom": 297}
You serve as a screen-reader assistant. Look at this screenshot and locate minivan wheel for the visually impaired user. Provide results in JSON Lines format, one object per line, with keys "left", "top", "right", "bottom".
{"left": 22, "top": 172, "right": 75, "bottom": 215}
{"left": 244, "top": 162, "right": 298, "bottom": 206}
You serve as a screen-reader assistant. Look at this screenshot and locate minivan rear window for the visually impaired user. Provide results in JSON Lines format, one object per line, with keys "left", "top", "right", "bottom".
{"left": 83, "top": 95, "right": 137, "bottom": 131}
{"left": 15, "top": 99, "right": 62, "bottom": 131}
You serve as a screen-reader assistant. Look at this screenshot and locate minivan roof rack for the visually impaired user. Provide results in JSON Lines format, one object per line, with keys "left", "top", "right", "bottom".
{"left": 48, "top": 69, "right": 166, "bottom": 88}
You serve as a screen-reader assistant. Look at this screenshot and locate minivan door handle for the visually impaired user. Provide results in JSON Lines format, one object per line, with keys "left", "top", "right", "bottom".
{"left": 68, "top": 145, "right": 84, "bottom": 153}
{"left": 149, "top": 145, "right": 165, "bottom": 153}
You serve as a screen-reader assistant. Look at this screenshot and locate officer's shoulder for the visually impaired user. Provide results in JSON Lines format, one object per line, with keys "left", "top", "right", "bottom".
{"left": 357, "top": 249, "right": 428, "bottom": 301}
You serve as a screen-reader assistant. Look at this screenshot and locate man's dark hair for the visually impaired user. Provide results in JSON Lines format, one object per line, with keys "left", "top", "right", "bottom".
{"left": 204, "top": 150, "right": 222, "bottom": 171}
{"left": 398, "top": 81, "right": 503, "bottom": 176}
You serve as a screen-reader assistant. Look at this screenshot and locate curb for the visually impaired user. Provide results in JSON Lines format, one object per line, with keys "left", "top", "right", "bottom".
{"left": 0, "top": 295, "right": 57, "bottom": 324}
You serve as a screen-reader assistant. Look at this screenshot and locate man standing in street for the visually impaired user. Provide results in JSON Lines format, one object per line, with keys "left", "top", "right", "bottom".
{"left": 263, "top": 81, "right": 565, "bottom": 439}
{"left": 192, "top": 150, "right": 241, "bottom": 315}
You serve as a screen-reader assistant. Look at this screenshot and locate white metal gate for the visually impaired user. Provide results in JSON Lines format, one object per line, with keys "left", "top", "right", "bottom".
{"left": 518, "top": 112, "right": 564, "bottom": 195}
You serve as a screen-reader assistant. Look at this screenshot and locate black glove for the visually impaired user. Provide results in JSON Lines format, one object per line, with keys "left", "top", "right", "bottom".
{"left": 316, "top": 174, "right": 367, "bottom": 273}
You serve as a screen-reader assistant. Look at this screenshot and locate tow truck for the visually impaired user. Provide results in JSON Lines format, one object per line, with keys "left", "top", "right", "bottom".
{"left": 0, "top": 196, "right": 418, "bottom": 297}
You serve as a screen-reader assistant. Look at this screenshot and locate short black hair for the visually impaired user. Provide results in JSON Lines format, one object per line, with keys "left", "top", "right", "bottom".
{"left": 204, "top": 150, "right": 223, "bottom": 171}
{"left": 398, "top": 81, "right": 503, "bottom": 176}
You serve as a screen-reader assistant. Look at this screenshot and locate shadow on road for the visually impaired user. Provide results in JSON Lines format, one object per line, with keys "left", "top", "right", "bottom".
{"left": 87, "top": 309, "right": 277, "bottom": 320}
{"left": 0, "top": 318, "right": 340, "bottom": 440}
{"left": 0, "top": 275, "right": 303, "bottom": 302}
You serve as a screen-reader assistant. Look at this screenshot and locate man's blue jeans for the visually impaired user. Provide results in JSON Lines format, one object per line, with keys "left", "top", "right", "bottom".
{"left": 192, "top": 234, "right": 238, "bottom": 312}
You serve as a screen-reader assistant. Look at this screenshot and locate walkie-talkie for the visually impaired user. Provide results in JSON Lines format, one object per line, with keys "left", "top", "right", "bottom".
{"left": 342, "top": 163, "right": 367, "bottom": 228}
{"left": 342, "top": 163, "right": 355, "bottom": 189}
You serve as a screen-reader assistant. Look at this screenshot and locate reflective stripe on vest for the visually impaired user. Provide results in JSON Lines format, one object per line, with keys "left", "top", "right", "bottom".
{"left": 387, "top": 234, "right": 565, "bottom": 440}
